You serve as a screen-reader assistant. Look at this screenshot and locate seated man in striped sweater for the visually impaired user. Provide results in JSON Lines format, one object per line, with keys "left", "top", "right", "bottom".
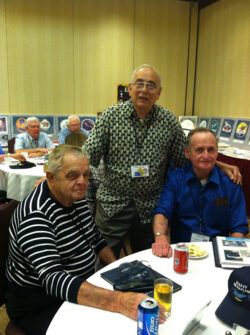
{"left": 5, "top": 145, "right": 166, "bottom": 335}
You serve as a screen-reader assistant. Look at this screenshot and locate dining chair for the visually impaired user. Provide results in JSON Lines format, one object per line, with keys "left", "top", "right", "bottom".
{"left": 0, "top": 200, "right": 25, "bottom": 335}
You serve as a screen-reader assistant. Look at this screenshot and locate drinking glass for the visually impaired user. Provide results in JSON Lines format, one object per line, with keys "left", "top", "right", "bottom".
{"left": 154, "top": 278, "right": 173, "bottom": 317}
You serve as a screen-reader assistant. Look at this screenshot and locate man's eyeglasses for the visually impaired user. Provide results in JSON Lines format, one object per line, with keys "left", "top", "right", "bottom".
{"left": 130, "top": 81, "right": 158, "bottom": 92}
{"left": 69, "top": 123, "right": 81, "bottom": 127}
{"left": 28, "top": 126, "right": 40, "bottom": 129}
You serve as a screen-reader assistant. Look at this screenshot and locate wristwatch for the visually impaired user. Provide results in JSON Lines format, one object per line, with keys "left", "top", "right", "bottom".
{"left": 154, "top": 232, "right": 167, "bottom": 236}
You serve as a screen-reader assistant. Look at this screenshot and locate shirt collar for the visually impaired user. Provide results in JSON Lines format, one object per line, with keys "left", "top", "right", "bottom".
{"left": 126, "top": 99, "right": 156, "bottom": 122}
{"left": 26, "top": 132, "right": 38, "bottom": 143}
{"left": 185, "top": 162, "right": 220, "bottom": 186}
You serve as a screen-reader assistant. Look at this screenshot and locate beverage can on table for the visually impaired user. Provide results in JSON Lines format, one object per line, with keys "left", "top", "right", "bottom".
{"left": 174, "top": 243, "right": 189, "bottom": 274}
{"left": 137, "top": 297, "right": 159, "bottom": 335}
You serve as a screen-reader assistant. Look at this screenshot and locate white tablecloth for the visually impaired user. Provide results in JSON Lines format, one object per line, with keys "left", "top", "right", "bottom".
{"left": 47, "top": 243, "right": 233, "bottom": 335}
{"left": 0, "top": 162, "right": 45, "bottom": 201}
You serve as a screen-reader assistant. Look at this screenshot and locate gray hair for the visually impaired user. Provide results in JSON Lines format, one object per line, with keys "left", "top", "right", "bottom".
{"left": 48, "top": 144, "right": 88, "bottom": 177}
{"left": 186, "top": 127, "right": 218, "bottom": 151}
{"left": 68, "top": 115, "right": 80, "bottom": 123}
{"left": 25, "top": 117, "right": 40, "bottom": 127}
{"left": 130, "top": 64, "right": 162, "bottom": 86}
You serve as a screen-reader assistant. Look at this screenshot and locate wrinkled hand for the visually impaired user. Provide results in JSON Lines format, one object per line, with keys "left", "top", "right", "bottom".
{"left": 12, "top": 154, "right": 26, "bottom": 161}
{"left": 28, "top": 152, "right": 45, "bottom": 158}
{"left": 220, "top": 164, "right": 242, "bottom": 185}
{"left": 152, "top": 237, "right": 172, "bottom": 258}
{"left": 118, "top": 292, "right": 166, "bottom": 324}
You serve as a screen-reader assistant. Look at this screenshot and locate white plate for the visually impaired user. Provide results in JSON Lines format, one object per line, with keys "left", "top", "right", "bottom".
{"left": 189, "top": 249, "right": 208, "bottom": 259}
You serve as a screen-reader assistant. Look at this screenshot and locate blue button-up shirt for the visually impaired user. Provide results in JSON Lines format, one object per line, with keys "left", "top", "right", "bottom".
{"left": 14, "top": 132, "right": 55, "bottom": 150}
{"left": 153, "top": 163, "right": 249, "bottom": 243}
{"left": 0, "top": 144, "right": 5, "bottom": 154}
{"left": 58, "top": 128, "right": 89, "bottom": 144}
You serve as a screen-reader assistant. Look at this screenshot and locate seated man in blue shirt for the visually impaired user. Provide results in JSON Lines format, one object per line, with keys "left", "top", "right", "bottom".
{"left": 58, "top": 115, "right": 89, "bottom": 144}
{"left": 15, "top": 117, "right": 54, "bottom": 158}
{"left": 152, "top": 127, "right": 249, "bottom": 258}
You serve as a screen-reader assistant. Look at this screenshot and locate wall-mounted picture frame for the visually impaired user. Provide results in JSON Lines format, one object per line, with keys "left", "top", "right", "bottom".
{"left": 233, "top": 120, "right": 250, "bottom": 143}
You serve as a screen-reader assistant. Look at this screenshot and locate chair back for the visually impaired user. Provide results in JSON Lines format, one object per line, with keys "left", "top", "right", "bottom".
{"left": 0, "top": 200, "right": 19, "bottom": 306}
{"left": 8, "top": 137, "right": 15, "bottom": 154}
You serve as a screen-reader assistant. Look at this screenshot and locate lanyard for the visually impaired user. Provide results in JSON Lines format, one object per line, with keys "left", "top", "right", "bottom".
{"left": 132, "top": 121, "right": 149, "bottom": 155}
{"left": 29, "top": 136, "right": 38, "bottom": 148}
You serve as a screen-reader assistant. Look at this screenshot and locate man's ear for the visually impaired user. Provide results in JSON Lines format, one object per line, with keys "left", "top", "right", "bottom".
{"left": 184, "top": 146, "right": 190, "bottom": 160}
{"left": 46, "top": 171, "right": 54, "bottom": 184}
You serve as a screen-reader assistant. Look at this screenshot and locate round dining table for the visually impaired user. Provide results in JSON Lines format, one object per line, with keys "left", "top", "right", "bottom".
{"left": 0, "top": 161, "right": 45, "bottom": 201}
{"left": 46, "top": 242, "right": 233, "bottom": 335}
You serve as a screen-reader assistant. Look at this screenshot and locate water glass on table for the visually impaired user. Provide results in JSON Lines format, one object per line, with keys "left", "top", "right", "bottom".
{"left": 154, "top": 278, "right": 173, "bottom": 318}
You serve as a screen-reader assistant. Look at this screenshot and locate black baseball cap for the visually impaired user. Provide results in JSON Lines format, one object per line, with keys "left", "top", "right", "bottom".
{"left": 215, "top": 266, "right": 250, "bottom": 330}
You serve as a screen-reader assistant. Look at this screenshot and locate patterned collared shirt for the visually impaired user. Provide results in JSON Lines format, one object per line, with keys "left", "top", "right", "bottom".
{"left": 85, "top": 99, "right": 187, "bottom": 224}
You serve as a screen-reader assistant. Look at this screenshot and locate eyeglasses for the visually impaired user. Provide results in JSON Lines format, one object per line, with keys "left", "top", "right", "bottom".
{"left": 130, "top": 81, "right": 158, "bottom": 92}
{"left": 28, "top": 125, "right": 40, "bottom": 129}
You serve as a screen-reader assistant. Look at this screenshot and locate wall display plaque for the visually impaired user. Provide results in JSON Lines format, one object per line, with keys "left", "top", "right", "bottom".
{"left": 117, "top": 84, "right": 130, "bottom": 104}
{"left": 57, "top": 116, "right": 97, "bottom": 134}
{"left": 233, "top": 120, "right": 250, "bottom": 143}
{"left": 198, "top": 118, "right": 210, "bottom": 128}
{"left": 219, "top": 119, "right": 235, "bottom": 141}
{"left": 57, "top": 116, "right": 69, "bottom": 132}
{"left": 209, "top": 118, "right": 221, "bottom": 135}
{"left": 12, "top": 116, "right": 55, "bottom": 136}
{"left": 179, "top": 116, "right": 197, "bottom": 136}
{"left": 80, "top": 116, "right": 97, "bottom": 132}
{"left": 0, "top": 115, "right": 9, "bottom": 145}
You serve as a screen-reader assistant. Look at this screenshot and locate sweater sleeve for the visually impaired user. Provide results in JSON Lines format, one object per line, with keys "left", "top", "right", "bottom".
{"left": 16, "top": 213, "right": 85, "bottom": 303}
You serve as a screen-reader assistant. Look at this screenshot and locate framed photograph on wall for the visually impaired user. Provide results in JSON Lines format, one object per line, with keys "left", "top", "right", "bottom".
{"left": 198, "top": 117, "right": 210, "bottom": 128}
{"left": 179, "top": 116, "right": 197, "bottom": 136}
{"left": 0, "top": 115, "right": 9, "bottom": 146}
{"left": 209, "top": 118, "right": 221, "bottom": 136}
{"left": 80, "top": 116, "right": 97, "bottom": 133}
{"left": 219, "top": 119, "right": 235, "bottom": 142}
{"left": 117, "top": 84, "right": 130, "bottom": 104}
{"left": 233, "top": 120, "right": 250, "bottom": 143}
{"left": 12, "top": 116, "right": 56, "bottom": 140}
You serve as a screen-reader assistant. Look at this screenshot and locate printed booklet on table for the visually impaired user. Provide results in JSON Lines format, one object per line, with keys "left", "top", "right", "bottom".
{"left": 212, "top": 236, "right": 250, "bottom": 269}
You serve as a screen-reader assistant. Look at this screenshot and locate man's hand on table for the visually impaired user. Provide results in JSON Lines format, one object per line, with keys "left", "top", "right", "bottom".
{"left": 118, "top": 292, "right": 167, "bottom": 324}
{"left": 152, "top": 235, "right": 172, "bottom": 258}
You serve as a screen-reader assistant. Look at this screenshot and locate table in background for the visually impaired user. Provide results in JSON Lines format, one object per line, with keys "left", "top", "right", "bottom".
{"left": 47, "top": 243, "right": 232, "bottom": 335}
{"left": 0, "top": 162, "right": 45, "bottom": 201}
{"left": 217, "top": 152, "right": 250, "bottom": 216}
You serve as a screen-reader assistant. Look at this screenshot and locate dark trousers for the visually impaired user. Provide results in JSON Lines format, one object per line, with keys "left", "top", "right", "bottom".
{"left": 5, "top": 282, "right": 63, "bottom": 335}
{"left": 95, "top": 200, "right": 154, "bottom": 258}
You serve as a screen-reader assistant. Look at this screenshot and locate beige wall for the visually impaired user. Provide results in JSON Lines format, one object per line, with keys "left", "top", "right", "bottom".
{"left": 0, "top": 0, "right": 197, "bottom": 116}
{"left": 195, "top": 0, "right": 250, "bottom": 118}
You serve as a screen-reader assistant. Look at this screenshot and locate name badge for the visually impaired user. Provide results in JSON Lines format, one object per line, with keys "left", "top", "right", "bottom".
{"left": 131, "top": 165, "right": 149, "bottom": 178}
{"left": 191, "top": 232, "right": 210, "bottom": 242}
{"left": 214, "top": 197, "right": 228, "bottom": 206}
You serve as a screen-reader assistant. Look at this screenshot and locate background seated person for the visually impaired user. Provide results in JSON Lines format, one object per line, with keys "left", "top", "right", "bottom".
{"left": 59, "top": 115, "right": 89, "bottom": 144}
{"left": 64, "top": 131, "right": 103, "bottom": 216}
{"left": 0, "top": 143, "right": 26, "bottom": 161}
{"left": 152, "top": 128, "right": 249, "bottom": 258}
{"left": 14, "top": 117, "right": 54, "bottom": 158}
{"left": 6, "top": 145, "right": 165, "bottom": 335}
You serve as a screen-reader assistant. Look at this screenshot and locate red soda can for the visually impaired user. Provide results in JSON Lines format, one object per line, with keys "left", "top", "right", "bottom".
{"left": 174, "top": 243, "right": 189, "bottom": 274}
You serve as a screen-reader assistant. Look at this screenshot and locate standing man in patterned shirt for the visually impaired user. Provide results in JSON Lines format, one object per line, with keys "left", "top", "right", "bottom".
{"left": 85, "top": 64, "right": 240, "bottom": 258}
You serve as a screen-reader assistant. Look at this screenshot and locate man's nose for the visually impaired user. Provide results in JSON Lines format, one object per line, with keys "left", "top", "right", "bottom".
{"left": 77, "top": 175, "right": 88, "bottom": 185}
{"left": 202, "top": 150, "right": 209, "bottom": 157}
